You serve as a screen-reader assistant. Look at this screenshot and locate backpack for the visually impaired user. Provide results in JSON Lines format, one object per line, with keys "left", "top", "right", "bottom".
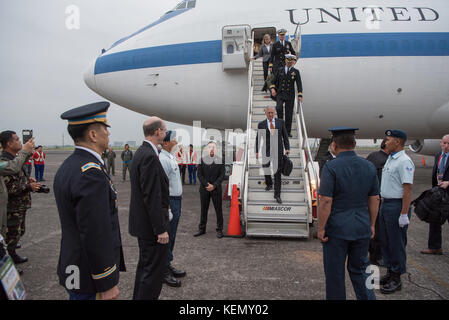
{"left": 411, "top": 187, "right": 449, "bottom": 225}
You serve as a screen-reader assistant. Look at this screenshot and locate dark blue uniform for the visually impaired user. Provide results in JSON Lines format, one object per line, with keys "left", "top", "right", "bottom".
{"left": 319, "top": 151, "right": 379, "bottom": 300}
{"left": 54, "top": 148, "right": 126, "bottom": 297}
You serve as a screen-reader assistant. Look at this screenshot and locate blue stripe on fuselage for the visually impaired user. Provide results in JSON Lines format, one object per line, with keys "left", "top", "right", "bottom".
{"left": 94, "top": 32, "right": 449, "bottom": 75}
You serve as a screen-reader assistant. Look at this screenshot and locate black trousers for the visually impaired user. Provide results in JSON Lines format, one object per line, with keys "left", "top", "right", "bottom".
{"left": 199, "top": 188, "right": 223, "bottom": 232}
{"left": 276, "top": 97, "right": 294, "bottom": 135}
{"left": 179, "top": 165, "right": 186, "bottom": 184}
{"left": 262, "top": 154, "right": 282, "bottom": 198}
{"left": 262, "top": 61, "right": 269, "bottom": 90}
{"left": 133, "top": 238, "right": 169, "bottom": 300}
{"left": 427, "top": 221, "right": 447, "bottom": 249}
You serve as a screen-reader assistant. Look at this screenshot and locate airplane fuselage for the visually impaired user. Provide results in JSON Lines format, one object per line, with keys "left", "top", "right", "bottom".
{"left": 84, "top": 0, "right": 449, "bottom": 140}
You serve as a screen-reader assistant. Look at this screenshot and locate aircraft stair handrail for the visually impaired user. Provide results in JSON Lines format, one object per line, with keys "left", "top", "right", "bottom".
{"left": 242, "top": 33, "right": 255, "bottom": 223}
{"left": 295, "top": 98, "right": 319, "bottom": 212}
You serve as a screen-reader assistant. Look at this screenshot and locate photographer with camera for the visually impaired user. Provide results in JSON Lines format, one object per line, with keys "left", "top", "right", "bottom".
{"left": 0, "top": 131, "right": 42, "bottom": 271}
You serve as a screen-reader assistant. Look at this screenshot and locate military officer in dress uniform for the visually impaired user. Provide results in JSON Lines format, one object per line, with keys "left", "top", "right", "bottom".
{"left": 54, "top": 102, "right": 126, "bottom": 300}
{"left": 318, "top": 127, "right": 380, "bottom": 300}
{"left": 378, "top": 129, "right": 414, "bottom": 294}
{"left": 269, "top": 29, "right": 296, "bottom": 74}
{"left": 270, "top": 54, "right": 303, "bottom": 137}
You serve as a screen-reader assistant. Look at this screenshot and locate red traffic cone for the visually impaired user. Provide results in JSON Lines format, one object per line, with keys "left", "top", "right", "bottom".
{"left": 226, "top": 184, "right": 242, "bottom": 237}
{"left": 422, "top": 156, "right": 426, "bottom": 167}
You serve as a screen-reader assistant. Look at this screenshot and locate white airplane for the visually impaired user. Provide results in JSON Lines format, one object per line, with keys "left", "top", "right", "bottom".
{"left": 84, "top": 0, "right": 449, "bottom": 155}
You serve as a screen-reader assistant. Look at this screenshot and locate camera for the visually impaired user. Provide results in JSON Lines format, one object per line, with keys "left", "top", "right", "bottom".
{"left": 36, "top": 185, "right": 50, "bottom": 194}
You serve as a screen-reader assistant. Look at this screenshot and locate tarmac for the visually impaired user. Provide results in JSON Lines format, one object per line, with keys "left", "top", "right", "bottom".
{"left": 16, "top": 150, "right": 449, "bottom": 300}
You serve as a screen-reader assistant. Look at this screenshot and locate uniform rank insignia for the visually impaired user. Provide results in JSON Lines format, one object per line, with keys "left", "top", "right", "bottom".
{"left": 81, "top": 162, "right": 102, "bottom": 172}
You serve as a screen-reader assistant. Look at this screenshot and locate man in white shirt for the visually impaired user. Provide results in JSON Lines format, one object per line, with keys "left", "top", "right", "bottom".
{"left": 159, "top": 131, "right": 186, "bottom": 288}
{"left": 378, "top": 129, "right": 415, "bottom": 294}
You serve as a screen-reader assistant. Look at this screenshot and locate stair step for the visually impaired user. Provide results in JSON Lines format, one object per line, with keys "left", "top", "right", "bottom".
{"left": 247, "top": 213, "right": 308, "bottom": 223}
{"left": 247, "top": 154, "right": 301, "bottom": 166}
{"left": 248, "top": 176, "right": 304, "bottom": 189}
{"left": 249, "top": 165, "right": 302, "bottom": 177}
{"left": 246, "top": 222, "right": 309, "bottom": 238}
{"left": 247, "top": 188, "right": 305, "bottom": 202}
{"left": 251, "top": 121, "right": 298, "bottom": 131}
{"left": 253, "top": 101, "right": 277, "bottom": 107}
{"left": 252, "top": 113, "right": 300, "bottom": 123}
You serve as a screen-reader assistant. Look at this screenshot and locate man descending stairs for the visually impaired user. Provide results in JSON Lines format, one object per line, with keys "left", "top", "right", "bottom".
{"left": 243, "top": 59, "right": 312, "bottom": 238}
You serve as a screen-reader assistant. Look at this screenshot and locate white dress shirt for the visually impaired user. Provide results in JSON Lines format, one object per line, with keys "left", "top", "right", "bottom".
{"left": 159, "top": 149, "right": 183, "bottom": 197}
{"left": 75, "top": 146, "right": 104, "bottom": 165}
{"left": 380, "top": 150, "right": 415, "bottom": 199}
{"left": 144, "top": 140, "right": 159, "bottom": 155}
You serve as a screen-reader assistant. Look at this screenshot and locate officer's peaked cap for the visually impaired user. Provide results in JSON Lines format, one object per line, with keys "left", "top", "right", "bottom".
{"left": 61, "top": 101, "right": 111, "bottom": 127}
{"left": 328, "top": 126, "right": 359, "bottom": 138}
{"left": 277, "top": 29, "right": 287, "bottom": 35}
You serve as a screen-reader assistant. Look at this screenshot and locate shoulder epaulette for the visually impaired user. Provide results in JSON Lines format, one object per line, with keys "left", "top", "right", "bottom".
{"left": 81, "top": 162, "right": 102, "bottom": 173}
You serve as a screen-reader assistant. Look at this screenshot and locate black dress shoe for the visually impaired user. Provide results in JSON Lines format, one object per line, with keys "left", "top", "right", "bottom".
{"left": 265, "top": 185, "right": 273, "bottom": 191}
{"left": 275, "top": 196, "right": 282, "bottom": 204}
{"left": 380, "top": 274, "right": 402, "bottom": 294}
{"left": 163, "top": 272, "right": 181, "bottom": 287}
{"left": 11, "top": 254, "right": 28, "bottom": 264}
{"left": 216, "top": 231, "right": 224, "bottom": 238}
{"left": 194, "top": 230, "right": 205, "bottom": 237}
{"left": 288, "top": 134, "right": 293, "bottom": 138}
{"left": 168, "top": 264, "right": 186, "bottom": 278}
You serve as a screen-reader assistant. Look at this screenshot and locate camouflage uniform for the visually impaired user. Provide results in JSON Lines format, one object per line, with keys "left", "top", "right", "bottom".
{"left": 0, "top": 150, "right": 32, "bottom": 238}
{"left": 1, "top": 151, "right": 32, "bottom": 255}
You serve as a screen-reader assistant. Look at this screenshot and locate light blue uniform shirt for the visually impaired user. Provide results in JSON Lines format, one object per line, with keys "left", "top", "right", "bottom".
{"left": 159, "top": 149, "right": 183, "bottom": 197}
{"left": 380, "top": 150, "right": 415, "bottom": 199}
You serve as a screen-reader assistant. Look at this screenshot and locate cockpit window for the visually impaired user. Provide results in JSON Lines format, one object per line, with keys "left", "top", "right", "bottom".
{"left": 187, "top": 0, "right": 196, "bottom": 9}
{"left": 170, "top": 0, "right": 196, "bottom": 12}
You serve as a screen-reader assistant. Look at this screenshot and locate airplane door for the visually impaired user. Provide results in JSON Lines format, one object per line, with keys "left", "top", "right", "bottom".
{"left": 291, "top": 24, "right": 302, "bottom": 57}
{"left": 222, "top": 25, "right": 251, "bottom": 71}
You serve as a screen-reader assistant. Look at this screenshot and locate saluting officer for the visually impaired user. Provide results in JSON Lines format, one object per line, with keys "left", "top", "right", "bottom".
{"left": 378, "top": 129, "right": 414, "bottom": 294}
{"left": 318, "top": 127, "right": 380, "bottom": 300}
{"left": 54, "top": 102, "right": 126, "bottom": 300}
{"left": 270, "top": 54, "right": 303, "bottom": 137}
{"left": 269, "top": 29, "right": 296, "bottom": 74}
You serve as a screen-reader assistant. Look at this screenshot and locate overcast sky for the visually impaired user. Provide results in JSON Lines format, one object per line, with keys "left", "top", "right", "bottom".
{"left": 0, "top": 0, "right": 184, "bottom": 146}
{"left": 0, "top": 0, "right": 378, "bottom": 148}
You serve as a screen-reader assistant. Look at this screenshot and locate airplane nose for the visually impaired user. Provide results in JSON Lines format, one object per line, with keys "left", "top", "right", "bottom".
{"left": 83, "top": 59, "right": 97, "bottom": 92}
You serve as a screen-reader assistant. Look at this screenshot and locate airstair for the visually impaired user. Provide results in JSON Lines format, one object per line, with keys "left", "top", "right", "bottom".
{"left": 234, "top": 30, "right": 319, "bottom": 238}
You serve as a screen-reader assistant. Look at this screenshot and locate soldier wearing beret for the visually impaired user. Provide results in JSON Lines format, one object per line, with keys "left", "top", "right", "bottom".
{"left": 318, "top": 127, "right": 380, "bottom": 300}
{"left": 378, "top": 129, "right": 414, "bottom": 294}
{"left": 54, "top": 102, "right": 126, "bottom": 300}
{"left": 270, "top": 54, "right": 303, "bottom": 137}
{"left": 269, "top": 29, "right": 296, "bottom": 74}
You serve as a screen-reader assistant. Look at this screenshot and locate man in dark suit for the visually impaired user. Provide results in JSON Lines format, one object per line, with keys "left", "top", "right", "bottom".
{"left": 270, "top": 54, "right": 303, "bottom": 137}
{"left": 54, "top": 102, "right": 126, "bottom": 300}
{"left": 319, "top": 142, "right": 337, "bottom": 177}
{"left": 269, "top": 29, "right": 296, "bottom": 74}
{"left": 255, "top": 106, "right": 290, "bottom": 204}
{"left": 194, "top": 141, "right": 226, "bottom": 238}
{"left": 421, "top": 134, "right": 449, "bottom": 255}
{"left": 129, "top": 117, "right": 170, "bottom": 300}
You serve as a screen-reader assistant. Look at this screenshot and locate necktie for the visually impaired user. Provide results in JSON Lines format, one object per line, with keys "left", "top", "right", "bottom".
{"left": 439, "top": 153, "right": 447, "bottom": 174}
{"left": 270, "top": 120, "right": 275, "bottom": 135}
